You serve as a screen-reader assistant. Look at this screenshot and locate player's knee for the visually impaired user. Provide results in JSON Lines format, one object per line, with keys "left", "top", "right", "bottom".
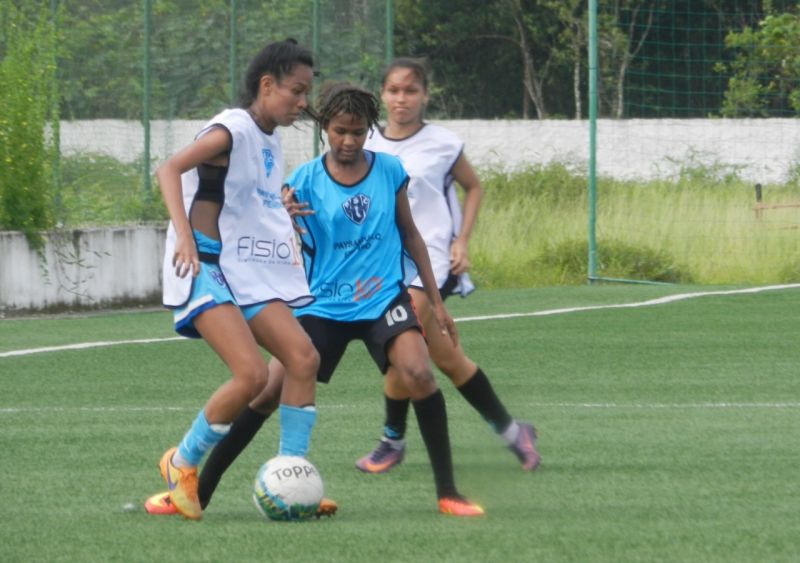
{"left": 284, "top": 343, "right": 320, "bottom": 382}
{"left": 235, "top": 360, "right": 269, "bottom": 400}
{"left": 399, "top": 362, "right": 435, "bottom": 392}
{"left": 302, "top": 346, "right": 321, "bottom": 378}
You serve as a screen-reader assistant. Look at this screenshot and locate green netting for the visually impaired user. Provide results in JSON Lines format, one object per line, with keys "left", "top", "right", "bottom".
{"left": 590, "top": 1, "right": 800, "bottom": 285}
{"left": 57, "top": 0, "right": 389, "bottom": 119}
{"left": 47, "top": 0, "right": 389, "bottom": 216}
{"left": 619, "top": 1, "right": 799, "bottom": 118}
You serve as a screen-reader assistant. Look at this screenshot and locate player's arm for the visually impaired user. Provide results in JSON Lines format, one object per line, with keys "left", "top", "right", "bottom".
{"left": 155, "top": 127, "right": 231, "bottom": 278}
{"left": 450, "top": 153, "right": 482, "bottom": 275}
{"left": 395, "top": 185, "right": 458, "bottom": 346}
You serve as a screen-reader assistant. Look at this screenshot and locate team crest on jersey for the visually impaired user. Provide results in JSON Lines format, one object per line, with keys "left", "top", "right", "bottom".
{"left": 342, "top": 193, "right": 370, "bottom": 225}
{"left": 261, "top": 148, "right": 274, "bottom": 178}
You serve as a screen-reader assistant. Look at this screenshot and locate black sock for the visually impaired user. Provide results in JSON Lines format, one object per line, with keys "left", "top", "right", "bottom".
{"left": 412, "top": 389, "right": 457, "bottom": 499}
{"left": 457, "top": 367, "right": 513, "bottom": 433}
{"left": 383, "top": 395, "right": 410, "bottom": 440}
{"left": 198, "top": 406, "right": 268, "bottom": 509}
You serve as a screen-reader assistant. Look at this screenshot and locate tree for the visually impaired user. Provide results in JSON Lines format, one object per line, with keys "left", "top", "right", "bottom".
{"left": 718, "top": 9, "right": 800, "bottom": 117}
{"left": 395, "top": 0, "right": 530, "bottom": 118}
{"left": 58, "top": 1, "right": 142, "bottom": 119}
{"left": 545, "top": 0, "right": 586, "bottom": 118}
{"left": 505, "top": 0, "right": 556, "bottom": 119}
{"left": 56, "top": 0, "right": 389, "bottom": 119}
{"left": 597, "top": 0, "right": 659, "bottom": 118}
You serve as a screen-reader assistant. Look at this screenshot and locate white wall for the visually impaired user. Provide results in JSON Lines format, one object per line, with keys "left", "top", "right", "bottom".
{"left": 0, "top": 226, "right": 165, "bottom": 314}
{"left": 60, "top": 118, "right": 800, "bottom": 183}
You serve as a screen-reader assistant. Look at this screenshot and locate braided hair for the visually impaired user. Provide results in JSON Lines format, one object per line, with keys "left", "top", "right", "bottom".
{"left": 315, "top": 82, "right": 380, "bottom": 146}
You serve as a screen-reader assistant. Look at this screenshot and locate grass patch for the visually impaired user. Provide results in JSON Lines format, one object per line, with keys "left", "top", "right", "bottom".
{"left": 532, "top": 238, "right": 693, "bottom": 284}
{"left": 1, "top": 286, "right": 799, "bottom": 562}
{"left": 472, "top": 163, "right": 800, "bottom": 286}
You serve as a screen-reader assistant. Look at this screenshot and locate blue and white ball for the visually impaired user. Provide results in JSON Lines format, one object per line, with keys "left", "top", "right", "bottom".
{"left": 253, "top": 455, "right": 323, "bottom": 522}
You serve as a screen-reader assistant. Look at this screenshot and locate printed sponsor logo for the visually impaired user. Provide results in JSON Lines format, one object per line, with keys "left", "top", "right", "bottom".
{"left": 318, "top": 276, "right": 383, "bottom": 302}
{"left": 354, "top": 277, "right": 382, "bottom": 301}
{"left": 237, "top": 236, "right": 297, "bottom": 264}
{"left": 262, "top": 148, "right": 274, "bottom": 178}
{"left": 342, "top": 193, "right": 370, "bottom": 225}
{"left": 333, "top": 232, "right": 382, "bottom": 258}
{"left": 257, "top": 187, "right": 282, "bottom": 208}
{"left": 270, "top": 464, "right": 319, "bottom": 481}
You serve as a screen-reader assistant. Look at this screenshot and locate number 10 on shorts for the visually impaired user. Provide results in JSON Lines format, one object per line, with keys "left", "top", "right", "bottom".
{"left": 385, "top": 305, "right": 408, "bottom": 326}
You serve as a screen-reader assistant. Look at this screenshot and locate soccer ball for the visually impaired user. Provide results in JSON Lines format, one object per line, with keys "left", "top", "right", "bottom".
{"left": 253, "top": 455, "right": 323, "bottom": 522}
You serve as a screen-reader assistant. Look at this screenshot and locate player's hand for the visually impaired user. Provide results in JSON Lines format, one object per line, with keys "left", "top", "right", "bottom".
{"left": 173, "top": 233, "right": 200, "bottom": 278}
{"left": 450, "top": 239, "right": 470, "bottom": 275}
{"left": 282, "top": 186, "right": 313, "bottom": 234}
{"left": 432, "top": 303, "right": 458, "bottom": 348}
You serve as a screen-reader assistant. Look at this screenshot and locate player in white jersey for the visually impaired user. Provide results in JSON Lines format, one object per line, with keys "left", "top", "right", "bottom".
{"left": 142, "top": 40, "right": 331, "bottom": 520}
{"left": 357, "top": 58, "right": 541, "bottom": 473}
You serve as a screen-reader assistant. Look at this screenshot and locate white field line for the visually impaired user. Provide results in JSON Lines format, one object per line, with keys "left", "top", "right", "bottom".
{"left": 0, "top": 336, "right": 186, "bottom": 358}
{"left": 456, "top": 283, "right": 800, "bottom": 322}
{"left": 2, "top": 283, "right": 799, "bottom": 359}
{"left": 2, "top": 402, "right": 799, "bottom": 415}
{"left": 530, "top": 402, "right": 800, "bottom": 409}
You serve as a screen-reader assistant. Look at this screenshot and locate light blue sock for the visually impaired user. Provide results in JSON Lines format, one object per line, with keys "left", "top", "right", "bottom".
{"left": 278, "top": 404, "right": 316, "bottom": 457}
{"left": 176, "top": 409, "right": 230, "bottom": 467}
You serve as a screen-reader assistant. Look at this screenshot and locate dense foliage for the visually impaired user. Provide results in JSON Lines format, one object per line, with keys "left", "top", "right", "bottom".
{"left": 56, "top": 0, "right": 389, "bottom": 120}
{"left": 718, "top": 10, "right": 800, "bottom": 116}
{"left": 0, "top": 2, "right": 58, "bottom": 248}
{"left": 42, "top": 0, "right": 800, "bottom": 120}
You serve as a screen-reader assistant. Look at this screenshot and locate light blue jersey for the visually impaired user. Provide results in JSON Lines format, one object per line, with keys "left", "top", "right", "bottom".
{"left": 285, "top": 151, "right": 412, "bottom": 321}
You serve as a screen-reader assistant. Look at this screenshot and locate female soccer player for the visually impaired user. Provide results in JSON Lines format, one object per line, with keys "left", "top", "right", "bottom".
{"left": 355, "top": 58, "right": 541, "bottom": 474}
{"left": 143, "top": 39, "right": 321, "bottom": 520}
{"left": 152, "top": 82, "right": 484, "bottom": 517}
{"left": 272, "top": 81, "right": 483, "bottom": 516}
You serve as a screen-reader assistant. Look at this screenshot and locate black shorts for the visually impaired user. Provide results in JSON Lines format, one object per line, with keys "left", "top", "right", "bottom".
{"left": 409, "top": 274, "right": 457, "bottom": 301}
{"left": 297, "top": 290, "right": 422, "bottom": 384}
{"left": 439, "top": 274, "right": 459, "bottom": 302}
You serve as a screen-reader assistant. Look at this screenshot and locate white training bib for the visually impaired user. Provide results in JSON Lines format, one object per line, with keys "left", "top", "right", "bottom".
{"left": 365, "top": 123, "right": 474, "bottom": 295}
{"left": 163, "top": 108, "right": 312, "bottom": 308}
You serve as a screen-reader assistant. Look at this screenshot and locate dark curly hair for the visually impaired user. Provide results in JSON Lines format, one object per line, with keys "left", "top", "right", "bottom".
{"left": 315, "top": 82, "right": 380, "bottom": 146}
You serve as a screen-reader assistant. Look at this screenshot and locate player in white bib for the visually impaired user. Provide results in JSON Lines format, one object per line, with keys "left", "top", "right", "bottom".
{"left": 142, "top": 40, "right": 336, "bottom": 520}
{"left": 357, "top": 58, "right": 541, "bottom": 473}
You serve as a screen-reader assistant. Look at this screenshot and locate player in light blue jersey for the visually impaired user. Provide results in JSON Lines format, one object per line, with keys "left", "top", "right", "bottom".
{"left": 284, "top": 136, "right": 420, "bottom": 322}
{"left": 176, "top": 82, "right": 484, "bottom": 517}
